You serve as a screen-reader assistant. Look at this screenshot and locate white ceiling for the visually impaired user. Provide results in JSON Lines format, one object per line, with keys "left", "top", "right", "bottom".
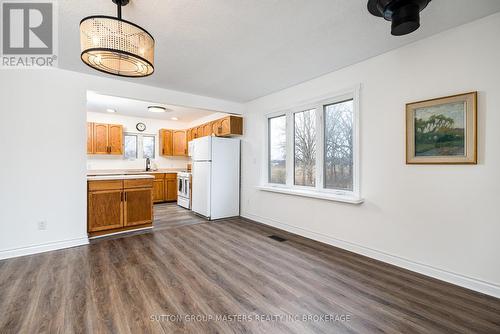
{"left": 60, "top": 0, "right": 500, "bottom": 102}
{"left": 86, "top": 91, "right": 218, "bottom": 122}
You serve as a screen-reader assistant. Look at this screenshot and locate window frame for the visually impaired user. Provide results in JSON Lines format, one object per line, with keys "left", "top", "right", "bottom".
{"left": 267, "top": 113, "right": 287, "bottom": 185}
{"left": 262, "top": 86, "right": 361, "bottom": 203}
{"left": 124, "top": 133, "right": 139, "bottom": 160}
{"left": 124, "top": 132, "right": 157, "bottom": 160}
{"left": 142, "top": 134, "right": 156, "bottom": 159}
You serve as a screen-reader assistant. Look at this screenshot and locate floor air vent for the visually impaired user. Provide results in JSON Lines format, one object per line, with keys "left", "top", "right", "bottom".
{"left": 268, "top": 235, "right": 287, "bottom": 242}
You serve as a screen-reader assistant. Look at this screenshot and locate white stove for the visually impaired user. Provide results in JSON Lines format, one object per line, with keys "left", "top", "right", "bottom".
{"left": 177, "top": 171, "right": 192, "bottom": 209}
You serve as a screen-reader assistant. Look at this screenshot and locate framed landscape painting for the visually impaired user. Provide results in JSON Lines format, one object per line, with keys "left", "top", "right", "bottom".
{"left": 406, "top": 92, "right": 477, "bottom": 164}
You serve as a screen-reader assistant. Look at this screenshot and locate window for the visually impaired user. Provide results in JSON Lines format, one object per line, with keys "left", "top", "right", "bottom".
{"left": 264, "top": 88, "right": 360, "bottom": 202}
{"left": 294, "top": 109, "right": 316, "bottom": 187}
{"left": 268, "top": 115, "right": 286, "bottom": 184}
{"left": 124, "top": 133, "right": 156, "bottom": 160}
{"left": 324, "top": 99, "right": 354, "bottom": 191}
{"left": 142, "top": 135, "right": 155, "bottom": 159}
{"left": 124, "top": 134, "right": 138, "bottom": 160}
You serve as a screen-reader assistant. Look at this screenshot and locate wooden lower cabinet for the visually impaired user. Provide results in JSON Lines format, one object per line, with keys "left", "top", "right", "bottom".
{"left": 165, "top": 176, "right": 177, "bottom": 201}
{"left": 124, "top": 188, "right": 153, "bottom": 226}
{"left": 152, "top": 178, "right": 165, "bottom": 203}
{"left": 88, "top": 190, "right": 123, "bottom": 232}
{"left": 87, "top": 178, "right": 153, "bottom": 237}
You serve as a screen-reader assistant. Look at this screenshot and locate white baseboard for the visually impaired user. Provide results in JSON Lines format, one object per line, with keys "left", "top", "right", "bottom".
{"left": 89, "top": 226, "right": 153, "bottom": 239}
{"left": 0, "top": 237, "right": 89, "bottom": 260}
{"left": 241, "top": 211, "right": 500, "bottom": 299}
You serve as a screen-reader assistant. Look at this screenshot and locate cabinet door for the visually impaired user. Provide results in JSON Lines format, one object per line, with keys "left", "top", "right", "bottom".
{"left": 88, "top": 190, "right": 123, "bottom": 232}
{"left": 160, "top": 129, "right": 173, "bottom": 156}
{"left": 203, "top": 123, "right": 212, "bottom": 137}
{"left": 219, "top": 117, "right": 231, "bottom": 136}
{"left": 87, "top": 122, "right": 94, "bottom": 154}
{"left": 93, "top": 123, "right": 109, "bottom": 154}
{"left": 212, "top": 121, "right": 220, "bottom": 136}
{"left": 186, "top": 128, "right": 193, "bottom": 143}
{"left": 153, "top": 179, "right": 165, "bottom": 203}
{"left": 192, "top": 127, "right": 198, "bottom": 139}
{"left": 124, "top": 188, "right": 153, "bottom": 226}
{"left": 197, "top": 125, "right": 204, "bottom": 138}
{"left": 172, "top": 130, "right": 187, "bottom": 156}
{"left": 108, "top": 124, "right": 123, "bottom": 155}
{"left": 230, "top": 116, "right": 243, "bottom": 135}
{"left": 165, "top": 176, "right": 177, "bottom": 201}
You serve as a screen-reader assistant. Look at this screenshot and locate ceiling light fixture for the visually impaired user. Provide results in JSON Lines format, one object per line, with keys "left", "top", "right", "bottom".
{"left": 80, "top": 0, "right": 155, "bottom": 77}
{"left": 367, "top": 0, "right": 431, "bottom": 36}
{"left": 106, "top": 108, "right": 117, "bottom": 113}
{"left": 148, "top": 106, "right": 167, "bottom": 113}
{"left": 171, "top": 117, "right": 179, "bottom": 121}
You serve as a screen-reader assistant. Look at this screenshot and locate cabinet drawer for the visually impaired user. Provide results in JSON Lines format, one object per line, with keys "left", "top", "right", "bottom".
{"left": 88, "top": 180, "right": 123, "bottom": 191}
{"left": 124, "top": 178, "right": 153, "bottom": 189}
{"left": 165, "top": 173, "right": 177, "bottom": 180}
{"left": 153, "top": 173, "right": 165, "bottom": 179}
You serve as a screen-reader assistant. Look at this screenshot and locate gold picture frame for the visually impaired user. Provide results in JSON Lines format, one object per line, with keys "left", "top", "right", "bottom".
{"left": 406, "top": 92, "right": 477, "bottom": 164}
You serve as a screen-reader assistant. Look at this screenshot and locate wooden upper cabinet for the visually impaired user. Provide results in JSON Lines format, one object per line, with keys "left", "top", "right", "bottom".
{"left": 203, "top": 123, "right": 212, "bottom": 137}
{"left": 108, "top": 124, "right": 123, "bottom": 155}
{"left": 212, "top": 121, "right": 220, "bottom": 136}
{"left": 197, "top": 125, "right": 204, "bottom": 138}
{"left": 93, "top": 123, "right": 109, "bottom": 154}
{"left": 219, "top": 117, "right": 231, "bottom": 135}
{"left": 186, "top": 128, "right": 193, "bottom": 143}
{"left": 216, "top": 116, "right": 243, "bottom": 137}
{"left": 87, "top": 122, "right": 93, "bottom": 154}
{"left": 90, "top": 123, "right": 123, "bottom": 155}
{"left": 160, "top": 129, "right": 173, "bottom": 156}
{"left": 172, "top": 130, "right": 187, "bottom": 156}
{"left": 124, "top": 188, "right": 153, "bottom": 227}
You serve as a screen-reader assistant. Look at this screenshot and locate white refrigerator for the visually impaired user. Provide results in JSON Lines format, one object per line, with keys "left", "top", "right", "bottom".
{"left": 191, "top": 136, "right": 240, "bottom": 220}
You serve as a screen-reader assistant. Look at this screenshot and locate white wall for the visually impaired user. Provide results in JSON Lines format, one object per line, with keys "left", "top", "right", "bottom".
{"left": 0, "top": 68, "right": 244, "bottom": 259}
{"left": 87, "top": 112, "right": 191, "bottom": 170}
{"left": 241, "top": 13, "right": 500, "bottom": 297}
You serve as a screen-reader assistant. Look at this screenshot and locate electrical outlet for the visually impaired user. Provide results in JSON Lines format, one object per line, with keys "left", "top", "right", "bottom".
{"left": 38, "top": 221, "right": 47, "bottom": 230}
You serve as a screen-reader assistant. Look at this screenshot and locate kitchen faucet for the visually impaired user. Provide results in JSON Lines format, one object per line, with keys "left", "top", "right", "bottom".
{"left": 146, "top": 157, "right": 151, "bottom": 171}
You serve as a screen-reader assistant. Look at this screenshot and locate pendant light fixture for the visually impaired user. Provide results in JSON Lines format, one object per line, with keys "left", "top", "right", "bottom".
{"left": 367, "top": 0, "right": 432, "bottom": 36}
{"left": 80, "top": 0, "right": 155, "bottom": 77}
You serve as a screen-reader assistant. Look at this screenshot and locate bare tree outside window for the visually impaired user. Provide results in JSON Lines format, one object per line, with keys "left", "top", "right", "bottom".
{"left": 124, "top": 134, "right": 138, "bottom": 160}
{"left": 142, "top": 135, "right": 155, "bottom": 159}
{"left": 294, "top": 109, "right": 316, "bottom": 187}
{"left": 269, "top": 115, "right": 286, "bottom": 184}
{"left": 324, "top": 100, "right": 354, "bottom": 191}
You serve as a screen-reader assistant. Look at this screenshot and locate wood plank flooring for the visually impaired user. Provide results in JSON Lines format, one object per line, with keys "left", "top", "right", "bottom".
{"left": 0, "top": 203, "right": 499, "bottom": 333}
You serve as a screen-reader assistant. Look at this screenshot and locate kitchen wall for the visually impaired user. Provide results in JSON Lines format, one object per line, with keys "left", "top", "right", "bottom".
{"left": 241, "top": 13, "right": 500, "bottom": 297}
{"left": 0, "top": 68, "right": 244, "bottom": 260}
{"left": 87, "top": 112, "right": 191, "bottom": 170}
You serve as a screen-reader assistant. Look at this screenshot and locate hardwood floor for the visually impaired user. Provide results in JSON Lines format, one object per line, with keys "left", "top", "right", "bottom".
{"left": 153, "top": 202, "right": 207, "bottom": 231}
{"left": 0, "top": 204, "right": 499, "bottom": 333}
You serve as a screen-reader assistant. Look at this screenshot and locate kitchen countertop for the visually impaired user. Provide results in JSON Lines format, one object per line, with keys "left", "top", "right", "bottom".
{"left": 87, "top": 174, "right": 155, "bottom": 181}
{"left": 87, "top": 168, "right": 188, "bottom": 176}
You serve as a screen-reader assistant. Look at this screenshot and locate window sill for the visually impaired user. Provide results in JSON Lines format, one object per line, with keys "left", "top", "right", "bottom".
{"left": 257, "top": 185, "right": 364, "bottom": 205}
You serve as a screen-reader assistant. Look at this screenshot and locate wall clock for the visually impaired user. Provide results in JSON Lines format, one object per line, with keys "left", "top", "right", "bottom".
{"left": 136, "top": 122, "right": 146, "bottom": 132}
